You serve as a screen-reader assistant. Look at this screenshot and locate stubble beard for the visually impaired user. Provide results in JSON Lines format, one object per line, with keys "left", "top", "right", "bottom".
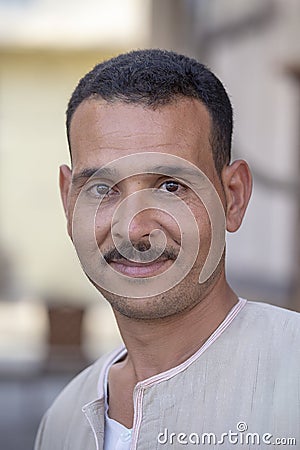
{"left": 90, "top": 254, "right": 225, "bottom": 321}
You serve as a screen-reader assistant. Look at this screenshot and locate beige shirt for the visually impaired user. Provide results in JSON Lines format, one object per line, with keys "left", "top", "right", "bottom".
{"left": 34, "top": 300, "right": 300, "bottom": 449}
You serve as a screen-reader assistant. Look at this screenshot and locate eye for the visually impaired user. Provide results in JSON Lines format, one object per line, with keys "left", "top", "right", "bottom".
{"left": 159, "top": 180, "right": 181, "bottom": 193}
{"left": 87, "top": 183, "right": 115, "bottom": 198}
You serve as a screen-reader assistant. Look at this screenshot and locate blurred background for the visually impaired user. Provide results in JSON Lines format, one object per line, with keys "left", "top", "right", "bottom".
{"left": 0, "top": 0, "right": 299, "bottom": 448}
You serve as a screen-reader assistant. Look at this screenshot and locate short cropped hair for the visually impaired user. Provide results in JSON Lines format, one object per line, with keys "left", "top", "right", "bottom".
{"left": 66, "top": 49, "right": 233, "bottom": 175}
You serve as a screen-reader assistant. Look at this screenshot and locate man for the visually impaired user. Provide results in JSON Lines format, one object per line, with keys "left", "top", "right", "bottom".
{"left": 35, "top": 49, "right": 300, "bottom": 449}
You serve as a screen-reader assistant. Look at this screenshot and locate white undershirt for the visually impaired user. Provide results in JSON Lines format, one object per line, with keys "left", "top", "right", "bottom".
{"left": 104, "top": 415, "right": 132, "bottom": 450}
{"left": 103, "top": 355, "right": 132, "bottom": 450}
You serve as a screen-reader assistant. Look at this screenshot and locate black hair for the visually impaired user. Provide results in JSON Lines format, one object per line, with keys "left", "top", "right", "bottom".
{"left": 66, "top": 49, "right": 233, "bottom": 175}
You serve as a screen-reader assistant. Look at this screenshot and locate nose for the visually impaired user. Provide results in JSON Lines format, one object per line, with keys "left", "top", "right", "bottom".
{"left": 112, "top": 193, "right": 163, "bottom": 246}
{"left": 129, "top": 209, "right": 162, "bottom": 245}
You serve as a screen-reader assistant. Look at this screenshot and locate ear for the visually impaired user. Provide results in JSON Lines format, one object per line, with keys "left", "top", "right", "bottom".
{"left": 59, "top": 164, "right": 73, "bottom": 238}
{"left": 221, "top": 160, "right": 252, "bottom": 233}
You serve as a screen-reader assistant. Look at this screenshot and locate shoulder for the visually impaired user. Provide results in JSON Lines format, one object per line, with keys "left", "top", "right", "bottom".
{"left": 242, "top": 300, "right": 300, "bottom": 329}
{"left": 34, "top": 361, "right": 100, "bottom": 450}
{"left": 233, "top": 300, "right": 300, "bottom": 352}
{"left": 46, "top": 354, "right": 105, "bottom": 415}
{"left": 34, "top": 347, "right": 124, "bottom": 449}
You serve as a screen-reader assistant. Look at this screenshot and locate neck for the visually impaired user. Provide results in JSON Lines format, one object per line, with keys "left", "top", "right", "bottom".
{"left": 113, "top": 275, "right": 238, "bottom": 382}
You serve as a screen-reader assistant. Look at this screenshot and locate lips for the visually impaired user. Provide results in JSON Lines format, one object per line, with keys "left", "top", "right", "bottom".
{"left": 109, "top": 258, "right": 173, "bottom": 277}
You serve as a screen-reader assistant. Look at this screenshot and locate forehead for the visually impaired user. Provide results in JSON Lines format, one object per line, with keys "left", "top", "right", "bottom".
{"left": 69, "top": 98, "right": 214, "bottom": 172}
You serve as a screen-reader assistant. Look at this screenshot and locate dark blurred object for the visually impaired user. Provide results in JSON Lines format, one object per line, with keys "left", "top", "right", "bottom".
{"left": 0, "top": 245, "right": 17, "bottom": 300}
{"left": 287, "top": 64, "right": 300, "bottom": 312}
{"left": 46, "top": 302, "right": 89, "bottom": 372}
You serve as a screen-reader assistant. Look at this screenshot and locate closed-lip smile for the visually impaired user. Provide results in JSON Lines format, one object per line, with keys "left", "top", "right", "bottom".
{"left": 109, "top": 258, "right": 173, "bottom": 277}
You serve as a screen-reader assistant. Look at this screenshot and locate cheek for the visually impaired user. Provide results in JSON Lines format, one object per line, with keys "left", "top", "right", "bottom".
{"left": 70, "top": 190, "right": 115, "bottom": 250}
{"left": 95, "top": 207, "right": 115, "bottom": 246}
{"left": 150, "top": 210, "right": 182, "bottom": 245}
{"left": 195, "top": 207, "right": 211, "bottom": 235}
{"left": 187, "top": 200, "right": 212, "bottom": 251}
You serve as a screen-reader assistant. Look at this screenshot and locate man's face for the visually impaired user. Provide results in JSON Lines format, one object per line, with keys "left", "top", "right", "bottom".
{"left": 61, "top": 98, "right": 227, "bottom": 319}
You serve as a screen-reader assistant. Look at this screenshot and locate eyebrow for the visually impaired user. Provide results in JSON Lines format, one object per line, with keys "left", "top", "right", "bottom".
{"left": 72, "top": 167, "right": 119, "bottom": 185}
{"left": 151, "top": 165, "right": 201, "bottom": 179}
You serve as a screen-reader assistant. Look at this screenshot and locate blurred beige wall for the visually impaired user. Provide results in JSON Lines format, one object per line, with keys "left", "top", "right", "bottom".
{"left": 0, "top": 50, "right": 118, "bottom": 304}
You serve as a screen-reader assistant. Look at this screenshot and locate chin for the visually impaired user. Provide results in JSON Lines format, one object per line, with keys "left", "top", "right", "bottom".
{"left": 87, "top": 255, "right": 225, "bottom": 320}
{"left": 98, "top": 279, "right": 210, "bottom": 321}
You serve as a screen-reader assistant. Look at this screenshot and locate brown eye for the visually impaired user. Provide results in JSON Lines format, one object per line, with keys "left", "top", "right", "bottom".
{"left": 160, "top": 181, "right": 180, "bottom": 192}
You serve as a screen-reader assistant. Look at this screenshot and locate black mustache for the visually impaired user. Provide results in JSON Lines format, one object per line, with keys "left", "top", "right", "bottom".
{"left": 103, "top": 242, "right": 178, "bottom": 264}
